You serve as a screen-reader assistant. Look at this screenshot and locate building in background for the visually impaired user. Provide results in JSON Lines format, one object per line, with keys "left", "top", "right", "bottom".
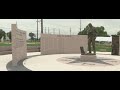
{"left": 96, "top": 37, "right": 112, "bottom": 44}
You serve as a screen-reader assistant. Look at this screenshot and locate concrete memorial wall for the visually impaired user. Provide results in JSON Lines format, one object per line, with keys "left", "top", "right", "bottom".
{"left": 41, "top": 34, "right": 88, "bottom": 55}
{"left": 119, "top": 36, "right": 120, "bottom": 55}
{"left": 12, "top": 24, "right": 27, "bottom": 66}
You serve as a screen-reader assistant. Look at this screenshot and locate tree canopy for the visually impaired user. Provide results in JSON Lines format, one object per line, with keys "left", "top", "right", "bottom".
{"left": 7, "top": 31, "right": 11, "bottom": 42}
{"left": 117, "top": 31, "right": 120, "bottom": 35}
{"left": 29, "top": 32, "right": 36, "bottom": 41}
{"left": 78, "top": 23, "right": 110, "bottom": 37}
{"left": 0, "top": 29, "right": 6, "bottom": 42}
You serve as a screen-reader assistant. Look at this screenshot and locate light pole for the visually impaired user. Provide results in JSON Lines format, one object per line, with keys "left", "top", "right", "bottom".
{"left": 36, "top": 19, "right": 40, "bottom": 41}
{"left": 37, "top": 19, "right": 43, "bottom": 40}
{"left": 80, "top": 19, "right": 81, "bottom": 32}
{"left": 70, "top": 27, "right": 71, "bottom": 35}
{"left": 41, "top": 19, "right": 43, "bottom": 34}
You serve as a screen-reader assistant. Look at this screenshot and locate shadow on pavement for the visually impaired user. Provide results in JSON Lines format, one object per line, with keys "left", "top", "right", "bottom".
{"left": 62, "top": 56, "right": 117, "bottom": 66}
{"left": 6, "top": 54, "right": 41, "bottom": 71}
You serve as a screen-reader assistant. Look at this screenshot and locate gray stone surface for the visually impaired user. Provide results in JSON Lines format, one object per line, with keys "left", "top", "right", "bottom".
{"left": 12, "top": 24, "right": 27, "bottom": 66}
{"left": 57, "top": 54, "right": 120, "bottom": 67}
{"left": 80, "top": 55, "right": 97, "bottom": 61}
{"left": 6, "top": 59, "right": 31, "bottom": 71}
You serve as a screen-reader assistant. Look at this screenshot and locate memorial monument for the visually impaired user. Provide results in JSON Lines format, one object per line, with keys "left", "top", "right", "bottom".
{"left": 88, "top": 23, "right": 97, "bottom": 55}
{"left": 80, "top": 23, "right": 97, "bottom": 61}
{"left": 12, "top": 24, "right": 27, "bottom": 66}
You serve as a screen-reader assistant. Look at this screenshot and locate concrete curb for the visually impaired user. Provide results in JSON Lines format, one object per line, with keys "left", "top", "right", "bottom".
{"left": 6, "top": 54, "right": 41, "bottom": 71}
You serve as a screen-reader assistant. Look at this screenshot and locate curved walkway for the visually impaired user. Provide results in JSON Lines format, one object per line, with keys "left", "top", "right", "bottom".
{"left": 0, "top": 52, "right": 120, "bottom": 71}
{"left": 0, "top": 52, "right": 40, "bottom": 71}
{"left": 0, "top": 54, "right": 12, "bottom": 71}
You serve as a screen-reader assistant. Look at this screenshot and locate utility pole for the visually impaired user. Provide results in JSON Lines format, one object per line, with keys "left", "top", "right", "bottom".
{"left": 48, "top": 27, "right": 49, "bottom": 34}
{"left": 53, "top": 28, "right": 55, "bottom": 34}
{"left": 41, "top": 19, "right": 43, "bottom": 34}
{"left": 59, "top": 29, "right": 60, "bottom": 35}
{"left": 45, "top": 27, "right": 46, "bottom": 34}
{"left": 16, "top": 21, "right": 17, "bottom": 26}
{"left": 70, "top": 27, "right": 71, "bottom": 35}
{"left": 36, "top": 19, "right": 40, "bottom": 40}
{"left": 80, "top": 19, "right": 81, "bottom": 32}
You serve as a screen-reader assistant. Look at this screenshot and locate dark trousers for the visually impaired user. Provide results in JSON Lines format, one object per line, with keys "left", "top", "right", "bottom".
{"left": 88, "top": 38, "right": 96, "bottom": 54}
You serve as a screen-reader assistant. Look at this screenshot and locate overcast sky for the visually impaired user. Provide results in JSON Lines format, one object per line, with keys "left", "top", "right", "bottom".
{"left": 0, "top": 19, "right": 120, "bottom": 38}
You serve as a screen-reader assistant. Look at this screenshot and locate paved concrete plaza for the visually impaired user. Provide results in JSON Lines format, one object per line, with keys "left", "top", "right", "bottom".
{"left": 0, "top": 52, "right": 120, "bottom": 71}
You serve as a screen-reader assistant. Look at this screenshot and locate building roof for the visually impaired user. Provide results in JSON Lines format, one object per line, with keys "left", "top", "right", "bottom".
{"left": 96, "top": 37, "right": 112, "bottom": 42}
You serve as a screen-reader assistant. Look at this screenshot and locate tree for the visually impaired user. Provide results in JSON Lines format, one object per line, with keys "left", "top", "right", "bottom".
{"left": 29, "top": 32, "right": 36, "bottom": 41}
{"left": 117, "top": 31, "right": 120, "bottom": 35}
{"left": 78, "top": 23, "right": 110, "bottom": 37}
{"left": 0, "top": 29, "right": 6, "bottom": 42}
{"left": 78, "top": 26, "right": 89, "bottom": 35}
{"left": 7, "top": 31, "right": 11, "bottom": 42}
{"left": 3, "top": 31, "right": 6, "bottom": 41}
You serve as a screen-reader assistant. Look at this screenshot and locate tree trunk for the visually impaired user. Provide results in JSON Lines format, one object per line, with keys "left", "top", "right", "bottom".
{"left": 10, "top": 39, "right": 11, "bottom": 43}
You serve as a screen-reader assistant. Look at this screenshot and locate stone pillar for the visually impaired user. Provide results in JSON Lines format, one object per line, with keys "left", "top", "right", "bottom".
{"left": 12, "top": 24, "right": 27, "bottom": 66}
{"left": 112, "top": 35, "right": 120, "bottom": 55}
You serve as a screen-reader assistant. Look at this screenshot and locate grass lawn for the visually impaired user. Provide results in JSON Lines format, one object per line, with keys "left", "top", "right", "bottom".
{"left": 95, "top": 43, "right": 112, "bottom": 52}
{"left": 0, "top": 42, "right": 11, "bottom": 46}
{"left": 0, "top": 42, "right": 112, "bottom": 52}
{"left": 0, "top": 42, "right": 40, "bottom": 46}
{"left": 27, "top": 41, "right": 40, "bottom": 46}
{"left": 27, "top": 43, "right": 40, "bottom": 46}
